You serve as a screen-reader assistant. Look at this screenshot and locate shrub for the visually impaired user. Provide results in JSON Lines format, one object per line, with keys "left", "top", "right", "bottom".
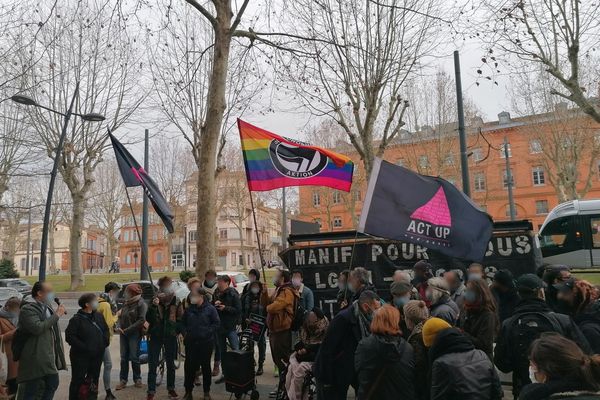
{"left": 0, "top": 259, "right": 19, "bottom": 279}
{"left": 179, "top": 270, "right": 195, "bottom": 283}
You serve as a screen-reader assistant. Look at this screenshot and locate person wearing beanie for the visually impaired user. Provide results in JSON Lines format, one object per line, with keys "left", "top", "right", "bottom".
{"left": 428, "top": 325, "right": 503, "bottom": 400}
{"left": 491, "top": 269, "right": 520, "bottom": 323}
{"left": 412, "top": 261, "right": 433, "bottom": 306}
{"left": 404, "top": 301, "right": 431, "bottom": 400}
{"left": 426, "top": 277, "right": 460, "bottom": 325}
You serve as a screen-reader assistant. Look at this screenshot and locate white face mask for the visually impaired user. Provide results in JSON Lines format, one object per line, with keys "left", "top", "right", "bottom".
{"left": 529, "top": 365, "right": 540, "bottom": 383}
{"left": 292, "top": 278, "right": 302, "bottom": 288}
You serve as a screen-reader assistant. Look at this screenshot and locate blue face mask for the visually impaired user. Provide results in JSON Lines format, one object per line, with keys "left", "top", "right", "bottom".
{"left": 464, "top": 290, "right": 478, "bottom": 304}
{"left": 393, "top": 295, "right": 410, "bottom": 309}
{"left": 347, "top": 283, "right": 355, "bottom": 293}
{"left": 468, "top": 273, "right": 482, "bottom": 282}
{"left": 46, "top": 292, "right": 56, "bottom": 304}
{"left": 251, "top": 287, "right": 260, "bottom": 295}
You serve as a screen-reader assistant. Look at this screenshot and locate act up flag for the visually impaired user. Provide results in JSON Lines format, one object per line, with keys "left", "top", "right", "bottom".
{"left": 108, "top": 131, "right": 175, "bottom": 233}
{"left": 238, "top": 119, "right": 354, "bottom": 192}
{"left": 358, "top": 158, "right": 493, "bottom": 261}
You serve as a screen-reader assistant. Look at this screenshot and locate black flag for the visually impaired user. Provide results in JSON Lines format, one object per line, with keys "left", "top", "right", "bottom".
{"left": 109, "top": 131, "right": 175, "bottom": 233}
{"left": 358, "top": 158, "right": 493, "bottom": 261}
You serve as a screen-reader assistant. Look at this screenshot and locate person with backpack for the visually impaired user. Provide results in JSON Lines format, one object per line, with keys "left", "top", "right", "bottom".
{"left": 145, "top": 276, "right": 184, "bottom": 400}
{"left": 520, "top": 335, "right": 600, "bottom": 400}
{"left": 0, "top": 297, "right": 20, "bottom": 396}
{"left": 65, "top": 293, "right": 110, "bottom": 400}
{"left": 494, "top": 274, "right": 592, "bottom": 399}
{"left": 97, "top": 282, "right": 120, "bottom": 400}
{"left": 241, "top": 280, "right": 267, "bottom": 376}
{"left": 115, "top": 283, "right": 148, "bottom": 391}
{"left": 213, "top": 275, "right": 241, "bottom": 385}
{"left": 15, "top": 281, "right": 66, "bottom": 400}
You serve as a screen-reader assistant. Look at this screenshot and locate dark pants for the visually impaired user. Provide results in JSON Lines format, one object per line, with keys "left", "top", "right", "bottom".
{"left": 213, "top": 332, "right": 221, "bottom": 363}
{"left": 69, "top": 354, "right": 103, "bottom": 400}
{"left": 119, "top": 333, "right": 141, "bottom": 383}
{"left": 316, "top": 382, "right": 355, "bottom": 400}
{"left": 184, "top": 340, "right": 214, "bottom": 393}
{"left": 147, "top": 336, "right": 177, "bottom": 393}
{"left": 257, "top": 334, "right": 266, "bottom": 367}
{"left": 18, "top": 374, "right": 60, "bottom": 400}
{"left": 269, "top": 330, "right": 292, "bottom": 371}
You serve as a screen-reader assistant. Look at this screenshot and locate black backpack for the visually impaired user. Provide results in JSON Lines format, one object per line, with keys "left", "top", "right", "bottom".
{"left": 509, "top": 311, "right": 564, "bottom": 371}
{"left": 291, "top": 292, "right": 306, "bottom": 332}
{"left": 11, "top": 328, "right": 29, "bottom": 362}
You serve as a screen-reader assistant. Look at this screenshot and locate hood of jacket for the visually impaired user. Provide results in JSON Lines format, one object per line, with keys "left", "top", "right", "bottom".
{"left": 428, "top": 327, "right": 475, "bottom": 364}
{"left": 575, "top": 300, "right": 600, "bottom": 324}
{"left": 370, "top": 334, "right": 411, "bottom": 363}
{"left": 520, "top": 379, "right": 600, "bottom": 400}
{"left": 514, "top": 297, "right": 553, "bottom": 314}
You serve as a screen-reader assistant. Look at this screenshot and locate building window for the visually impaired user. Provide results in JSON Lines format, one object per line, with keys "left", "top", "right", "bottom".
{"left": 126, "top": 255, "right": 131, "bottom": 264}
{"left": 314, "top": 219, "right": 322, "bottom": 229}
{"left": 529, "top": 139, "right": 542, "bottom": 154}
{"left": 536, "top": 200, "right": 549, "bottom": 215}
{"left": 155, "top": 251, "right": 163, "bottom": 264}
{"left": 189, "top": 231, "right": 197, "bottom": 242}
{"left": 503, "top": 170, "right": 515, "bottom": 188}
{"left": 472, "top": 147, "right": 484, "bottom": 162}
{"left": 20, "top": 258, "right": 26, "bottom": 270}
{"left": 333, "top": 216, "right": 343, "bottom": 228}
{"left": 231, "top": 252, "right": 237, "bottom": 266}
{"left": 312, "top": 192, "right": 320, "bottom": 207}
{"left": 353, "top": 190, "right": 361, "bottom": 201}
{"left": 444, "top": 153, "right": 454, "bottom": 166}
{"left": 219, "top": 229, "right": 228, "bottom": 240}
{"left": 532, "top": 166, "right": 545, "bottom": 186}
{"left": 332, "top": 191, "right": 341, "bottom": 204}
{"left": 418, "top": 155, "right": 429, "bottom": 169}
{"left": 123, "top": 231, "right": 129, "bottom": 242}
{"left": 505, "top": 205, "right": 518, "bottom": 217}
{"left": 151, "top": 229, "right": 158, "bottom": 241}
{"left": 474, "top": 173, "right": 486, "bottom": 192}
{"left": 500, "top": 142, "right": 512, "bottom": 158}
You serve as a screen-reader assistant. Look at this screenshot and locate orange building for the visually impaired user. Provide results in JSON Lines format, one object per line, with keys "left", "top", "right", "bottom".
{"left": 298, "top": 105, "right": 600, "bottom": 232}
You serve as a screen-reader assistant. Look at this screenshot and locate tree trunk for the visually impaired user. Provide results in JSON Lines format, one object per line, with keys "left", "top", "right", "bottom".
{"left": 69, "top": 193, "right": 85, "bottom": 289}
{"left": 195, "top": 14, "right": 233, "bottom": 278}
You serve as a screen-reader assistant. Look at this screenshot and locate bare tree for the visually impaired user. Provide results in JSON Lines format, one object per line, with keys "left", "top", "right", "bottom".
{"left": 149, "top": 136, "right": 195, "bottom": 206}
{"left": 0, "top": 103, "right": 29, "bottom": 203}
{"left": 21, "top": 1, "right": 145, "bottom": 289}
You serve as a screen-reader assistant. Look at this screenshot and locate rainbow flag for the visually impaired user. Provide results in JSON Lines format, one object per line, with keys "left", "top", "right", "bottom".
{"left": 238, "top": 119, "right": 354, "bottom": 192}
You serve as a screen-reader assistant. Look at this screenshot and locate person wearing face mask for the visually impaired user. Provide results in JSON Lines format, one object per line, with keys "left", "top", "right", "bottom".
{"left": 16, "top": 281, "right": 66, "bottom": 400}
{"left": 97, "top": 282, "right": 120, "bottom": 400}
{"left": 426, "top": 277, "right": 460, "bottom": 325}
{"left": 241, "top": 269, "right": 261, "bottom": 298}
{"left": 458, "top": 279, "right": 499, "bottom": 360}
{"left": 201, "top": 270, "right": 220, "bottom": 378}
{"left": 66, "top": 293, "right": 110, "bottom": 400}
{"left": 520, "top": 335, "right": 600, "bottom": 400}
{"left": 495, "top": 274, "right": 592, "bottom": 399}
{"left": 0, "top": 297, "right": 21, "bottom": 396}
{"left": 444, "top": 270, "right": 466, "bottom": 312}
{"left": 348, "top": 267, "right": 376, "bottom": 303}
{"left": 213, "top": 275, "right": 242, "bottom": 385}
{"left": 390, "top": 281, "right": 412, "bottom": 337}
{"left": 313, "top": 290, "right": 381, "bottom": 400}
{"left": 183, "top": 278, "right": 202, "bottom": 310}
{"left": 403, "top": 300, "right": 430, "bottom": 400}
{"left": 491, "top": 269, "right": 520, "bottom": 323}
{"left": 412, "top": 261, "right": 433, "bottom": 307}
{"left": 555, "top": 278, "right": 600, "bottom": 354}
{"left": 241, "top": 280, "right": 267, "bottom": 376}
{"left": 145, "top": 276, "right": 184, "bottom": 400}
{"left": 336, "top": 270, "right": 351, "bottom": 310}
{"left": 291, "top": 270, "right": 314, "bottom": 313}
{"left": 542, "top": 265, "right": 572, "bottom": 313}
{"left": 182, "top": 288, "right": 220, "bottom": 400}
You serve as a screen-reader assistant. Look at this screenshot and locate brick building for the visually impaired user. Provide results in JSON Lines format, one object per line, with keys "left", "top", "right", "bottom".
{"left": 298, "top": 106, "right": 600, "bottom": 231}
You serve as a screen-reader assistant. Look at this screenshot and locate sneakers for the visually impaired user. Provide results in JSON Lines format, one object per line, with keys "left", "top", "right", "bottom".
{"left": 183, "top": 392, "right": 193, "bottom": 400}
{"left": 134, "top": 380, "right": 143, "bottom": 389}
{"left": 168, "top": 390, "right": 179, "bottom": 399}
{"left": 215, "top": 375, "right": 225, "bottom": 384}
{"left": 105, "top": 390, "right": 117, "bottom": 400}
{"left": 273, "top": 366, "right": 279, "bottom": 377}
{"left": 115, "top": 382, "right": 126, "bottom": 391}
{"left": 256, "top": 364, "right": 264, "bottom": 376}
{"left": 204, "top": 393, "right": 212, "bottom": 400}
{"left": 211, "top": 362, "right": 220, "bottom": 377}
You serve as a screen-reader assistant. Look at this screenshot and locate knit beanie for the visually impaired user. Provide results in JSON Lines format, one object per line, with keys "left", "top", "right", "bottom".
{"left": 403, "top": 300, "right": 429, "bottom": 323}
{"left": 422, "top": 317, "right": 451, "bottom": 347}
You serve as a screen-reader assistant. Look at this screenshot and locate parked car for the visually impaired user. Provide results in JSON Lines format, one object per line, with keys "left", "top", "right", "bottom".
{"left": 0, "top": 278, "right": 32, "bottom": 295}
{"left": 218, "top": 271, "right": 250, "bottom": 294}
{"left": 0, "top": 288, "right": 22, "bottom": 305}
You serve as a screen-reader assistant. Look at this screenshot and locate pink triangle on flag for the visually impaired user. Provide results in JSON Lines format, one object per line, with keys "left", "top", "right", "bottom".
{"left": 410, "top": 187, "right": 452, "bottom": 227}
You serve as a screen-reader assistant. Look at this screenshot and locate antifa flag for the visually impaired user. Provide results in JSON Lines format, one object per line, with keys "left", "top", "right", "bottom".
{"left": 358, "top": 158, "right": 493, "bottom": 261}
{"left": 238, "top": 119, "right": 354, "bottom": 192}
{"left": 108, "top": 131, "right": 175, "bottom": 233}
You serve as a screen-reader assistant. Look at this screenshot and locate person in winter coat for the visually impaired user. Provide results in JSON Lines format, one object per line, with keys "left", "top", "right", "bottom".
{"left": 65, "top": 293, "right": 110, "bottom": 400}
{"left": 241, "top": 269, "right": 261, "bottom": 298}
{"left": 444, "top": 270, "right": 466, "bottom": 312}
{"left": 424, "top": 319, "right": 503, "bottom": 400}
{"left": 116, "top": 283, "right": 148, "bottom": 391}
{"left": 241, "top": 280, "right": 267, "bottom": 375}
{"left": 459, "top": 279, "right": 499, "bottom": 360}
{"left": 313, "top": 291, "right": 381, "bottom": 400}
{"left": 146, "top": 276, "right": 184, "bottom": 400}
{"left": 182, "top": 288, "right": 220, "bottom": 400}
{"left": 336, "top": 270, "right": 351, "bottom": 310}
{"left": 16, "top": 281, "right": 66, "bottom": 400}
{"left": 495, "top": 274, "right": 592, "bottom": 399}
{"left": 403, "top": 300, "right": 430, "bottom": 400}
{"left": 520, "top": 335, "right": 600, "bottom": 400}
{"left": 292, "top": 270, "right": 314, "bottom": 312}
{"left": 412, "top": 261, "right": 433, "bottom": 306}
{"left": 355, "top": 305, "right": 416, "bottom": 400}
{"left": 213, "top": 275, "right": 241, "bottom": 384}
{"left": 348, "top": 267, "right": 377, "bottom": 303}
{"left": 97, "top": 282, "right": 119, "bottom": 400}
{"left": 555, "top": 278, "right": 600, "bottom": 354}
{"left": 389, "top": 281, "right": 412, "bottom": 338}
{"left": 491, "top": 269, "right": 520, "bottom": 323}
{"left": 542, "top": 265, "right": 572, "bottom": 313}
{"left": 0, "top": 297, "right": 20, "bottom": 396}
{"left": 427, "top": 277, "right": 460, "bottom": 325}
{"left": 285, "top": 308, "right": 329, "bottom": 400}
{"left": 202, "top": 270, "right": 220, "bottom": 377}
{"left": 393, "top": 270, "right": 421, "bottom": 300}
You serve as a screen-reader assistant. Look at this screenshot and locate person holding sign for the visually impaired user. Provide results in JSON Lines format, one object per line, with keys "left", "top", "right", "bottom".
{"left": 241, "top": 280, "right": 267, "bottom": 376}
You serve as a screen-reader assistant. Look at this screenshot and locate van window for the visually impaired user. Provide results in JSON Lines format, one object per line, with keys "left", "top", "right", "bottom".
{"left": 539, "top": 216, "right": 582, "bottom": 253}
{"left": 590, "top": 217, "right": 600, "bottom": 248}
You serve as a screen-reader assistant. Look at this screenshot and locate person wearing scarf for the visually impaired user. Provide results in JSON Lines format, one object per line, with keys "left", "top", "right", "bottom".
{"left": 145, "top": 276, "right": 183, "bottom": 400}
{"left": 285, "top": 308, "right": 329, "bottom": 400}
{"left": 0, "top": 297, "right": 20, "bottom": 396}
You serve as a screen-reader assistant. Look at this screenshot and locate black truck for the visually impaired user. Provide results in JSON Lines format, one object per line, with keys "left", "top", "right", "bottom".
{"left": 280, "top": 220, "right": 542, "bottom": 318}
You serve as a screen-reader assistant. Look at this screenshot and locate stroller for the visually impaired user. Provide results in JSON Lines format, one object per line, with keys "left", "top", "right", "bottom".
{"left": 222, "top": 329, "right": 260, "bottom": 400}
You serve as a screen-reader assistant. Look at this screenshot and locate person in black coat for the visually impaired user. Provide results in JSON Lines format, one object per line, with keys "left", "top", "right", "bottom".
{"left": 241, "top": 280, "right": 267, "bottom": 375}
{"left": 241, "top": 268, "right": 261, "bottom": 297}
{"left": 459, "top": 279, "right": 499, "bottom": 360}
{"left": 182, "top": 288, "right": 220, "bottom": 399}
{"left": 213, "top": 274, "right": 242, "bottom": 384}
{"left": 542, "top": 265, "right": 572, "bottom": 313}
{"left": 555, "top": 278, "right": 600, "bottom": 354}
{"left": 348, "top": 267, "right": 377, "bottom": 303}
{"left": 426, "top": 323, "right": 503, "bottom": 400}
{"left": 491, "top": 269, "right": 520, "bottom": 323}
{"left": 495, "top": 274, "right": 592, "bottom": 399}
{"left": 313, "top": 290, "right": 381, "bottom": 400}
{"left": 336, "top": 270, "right": 351, "bottom": 310}
{"left": 355, "top": 305, "right": 415, "bottom": 400}
{"left": 519, "top": 335, "right": 600, "bottom": 400}
{"left": 65, "top": 293, "right": 110, "bottom": 400}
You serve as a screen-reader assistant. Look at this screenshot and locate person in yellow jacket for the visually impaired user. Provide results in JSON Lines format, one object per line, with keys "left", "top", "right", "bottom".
{"left": 98, "top": 282, "right": 120, "bottom": 400}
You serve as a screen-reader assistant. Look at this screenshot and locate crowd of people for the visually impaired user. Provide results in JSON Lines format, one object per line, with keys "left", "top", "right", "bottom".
{"left": 1, "top": 262, "right": 599, "bottom": 400}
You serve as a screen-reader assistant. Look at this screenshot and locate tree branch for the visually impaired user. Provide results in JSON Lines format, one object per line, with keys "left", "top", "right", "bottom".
{"left": 230, "top": 0, "right": 250, "bottom": 32}
{"left": 185, "top": 0, "right": 217, "bottom": 28}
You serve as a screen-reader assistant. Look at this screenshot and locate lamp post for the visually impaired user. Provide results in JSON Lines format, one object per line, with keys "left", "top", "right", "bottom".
{"left": 11, "top": 82, "right": 105, "bottom": 281}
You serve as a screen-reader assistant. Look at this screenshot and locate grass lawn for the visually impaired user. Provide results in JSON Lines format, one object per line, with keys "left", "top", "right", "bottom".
{"left": 573, "top": 271, "right": 600, "bottom": 285}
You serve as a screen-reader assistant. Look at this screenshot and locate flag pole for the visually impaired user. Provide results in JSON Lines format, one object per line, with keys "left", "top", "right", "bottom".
{"left": 248, "top": 190, "right": 267, "bottom": 283}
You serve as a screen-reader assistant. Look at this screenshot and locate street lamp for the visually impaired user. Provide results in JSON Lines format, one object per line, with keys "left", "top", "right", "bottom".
{"left": 11, "top": 82, "right": 105, "bottom": 281}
